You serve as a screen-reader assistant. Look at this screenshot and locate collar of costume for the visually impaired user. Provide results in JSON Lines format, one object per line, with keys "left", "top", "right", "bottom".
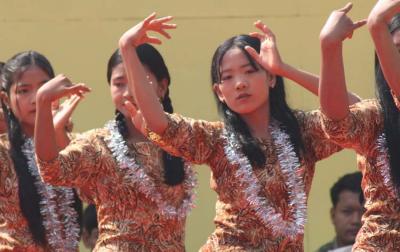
{"left": 375, "top": 133, "right": 397, "bottom": 197}
{"left": 22, "top": 138, "right": 80, "bottom": 251}
{"left": 222, "top": 120, "right": 306, "bottom": 240}
{"left": 105, "top": 120, "right": 197, "bottom": 219}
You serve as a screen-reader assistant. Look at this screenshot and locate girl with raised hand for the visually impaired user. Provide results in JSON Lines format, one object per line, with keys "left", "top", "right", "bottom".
{"left": 35, "top": 44, "right": 196, "bottom": 251}
{"left": 0, "top": 51, "right": 83, "bottom": 251}
{"left": 319, "top": 2, "right": 400, "bottom": 250}
{"left": 120, "top": 14, "right": 343, "bottom": 251}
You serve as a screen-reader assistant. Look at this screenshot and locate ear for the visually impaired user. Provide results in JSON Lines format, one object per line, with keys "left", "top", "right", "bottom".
{"left": 0, "top": 91, "right": 9, "bottom": 108}
{"left": 213, "top": 83, "right": 225, "bottom": 103}
{"left": 266, "top": 72, "right": 276, "bottom": 88}
{"left": 156, "top": 78, "right": 169, "bottom": 99}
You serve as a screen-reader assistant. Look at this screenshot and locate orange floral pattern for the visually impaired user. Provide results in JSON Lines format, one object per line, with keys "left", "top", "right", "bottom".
{"left": 0, "top": 134, "right": 72, "bottom": 252}
{"left": 147, "top": 110, "right": 341, "bottom": 251}
{"left": 321, "top": 99, "right": 400, "bottom": 251}
{"left": 37, "top": 126, "right": 190, "bottom": 252}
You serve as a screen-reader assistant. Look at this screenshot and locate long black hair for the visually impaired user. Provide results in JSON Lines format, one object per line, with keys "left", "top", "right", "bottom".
{"left": 1, "top": 51, "right": 82, "bottom": 245}
{"left": 211, "top": 35, "right": 304, "bottom": 167}
{"left": 375, "top": 14, "right": 400, "bottom": 195}
{"left": 107, "top": 44, "right": 185, "bottom": 185}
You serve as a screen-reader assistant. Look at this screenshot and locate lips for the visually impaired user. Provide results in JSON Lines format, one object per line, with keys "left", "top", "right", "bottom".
{"left": 236, "top": 93, "right": 251, "bottom": 100}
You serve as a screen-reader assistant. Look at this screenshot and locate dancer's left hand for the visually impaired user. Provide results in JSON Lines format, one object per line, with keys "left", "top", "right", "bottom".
{"left": 245, "top": 20, "right": 285, "bottom": 76}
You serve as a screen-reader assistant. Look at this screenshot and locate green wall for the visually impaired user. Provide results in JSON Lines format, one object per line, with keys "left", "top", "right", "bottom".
{"left": 0, "top": 1, "right": 376, "bottom": 251}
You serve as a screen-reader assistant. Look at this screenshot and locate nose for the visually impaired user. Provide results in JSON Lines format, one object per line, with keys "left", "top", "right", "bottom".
{"left": 235, "top": 76, "right": 248, "bottom": 90}
{"left": 351, "top": 211, "right": 362, "bottom": 226}
{"left": 122, "top": 88, "right": 135, "bottom": 102}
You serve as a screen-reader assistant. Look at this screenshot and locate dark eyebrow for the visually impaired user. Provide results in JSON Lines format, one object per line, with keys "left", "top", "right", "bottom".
{"left": 112, "top": 75, "right": 126, "bottom": 81}
{"left": 220, "top": 63, "right": 253, "bottom": 75}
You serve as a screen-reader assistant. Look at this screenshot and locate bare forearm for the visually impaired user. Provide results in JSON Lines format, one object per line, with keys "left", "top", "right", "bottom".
{"left": 35, "top": 94, "right": 59, "bottom": 161}
{"left": 279, "top": 63, "right": 320, "bottom": 96}
{"left": 119, "top": 42, "right": 168, "bottom": 134}
{"left": 369, "top": 17, "right": 400, "bottom": 97}
{"left": 319, "top": 42, "right": 350, "bottom": 120}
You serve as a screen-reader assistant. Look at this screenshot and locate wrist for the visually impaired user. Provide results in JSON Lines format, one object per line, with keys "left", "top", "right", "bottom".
{"left": 36, "top": 90, "right": 53, "bottom": 107}
{"left": 320, "top": 33, "right": 343, "bottom": 50}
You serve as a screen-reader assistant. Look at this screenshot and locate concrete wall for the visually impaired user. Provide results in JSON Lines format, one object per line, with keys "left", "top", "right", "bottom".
{"left": 0, "top": 1, "right": 376, "bottom": 251}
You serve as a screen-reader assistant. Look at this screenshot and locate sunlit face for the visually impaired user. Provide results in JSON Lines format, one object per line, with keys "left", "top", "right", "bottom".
{"left": 110, "top": 63, "right": 166, "bottom": 118}
{"left": 213, "top": 47, "right": 275, "bottom": 116}
{"left": 7, "top": 65, "right": 51, "bottom": 136}
{"left": 331, "top": 190, "right": 363, "bottom": 246}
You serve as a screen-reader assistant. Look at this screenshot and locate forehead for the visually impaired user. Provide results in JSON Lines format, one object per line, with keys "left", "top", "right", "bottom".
{"left": 111, "top": 63, "right": 126, "bottom": 79}
{"left": 336, "top": 190, "right": 361, "bottom": 207}
{"left": 17, "top": 65, "right": 50, "bottom": 84}
{"left": 220, "top": 47, "right": 250, "bottom": 71}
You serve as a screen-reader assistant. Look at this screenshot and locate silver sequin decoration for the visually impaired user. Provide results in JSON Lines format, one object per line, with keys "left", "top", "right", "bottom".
{"left": 222, "top": 121, "right": 306, "bottom": 240}
{"left": 105, "top": 120, "right": 197, "bottom": 219}
{"left": 22, "top": 138, "right": 80, "bottom": 251}
{"left": 375, "top": 133, "right": 397, "bottom": 197}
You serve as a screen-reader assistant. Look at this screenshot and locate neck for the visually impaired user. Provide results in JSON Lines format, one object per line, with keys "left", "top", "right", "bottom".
{"left": 21, "top": 123, "right": 34, "bottom": 138}
{"left": 240, "top": 103, "right": 270, "bottom": 140}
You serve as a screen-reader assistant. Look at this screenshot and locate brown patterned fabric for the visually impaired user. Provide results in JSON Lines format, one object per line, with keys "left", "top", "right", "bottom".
{"left": 0, "top": 134, "right": 70, "bottom": 251}
{"left": 321, "top": 99, "right": 400, "bottom": 251}
{"left": 37, "top": 127, "right": 189, "bottom": 252}
{"left": 147, "top": 110, "right": 341, "bottom": 252}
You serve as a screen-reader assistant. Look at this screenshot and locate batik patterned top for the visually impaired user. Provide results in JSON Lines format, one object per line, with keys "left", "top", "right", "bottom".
{"left": 147, "top": 110, "right": 341, "bottom": 252}
{"left": 0, "top": 134, "right": 76, "bottom": 252}
{"left": 37, "top": 126, "right": 191, "bottom": 252}
{"left": 321, "top": 99, "right": 400, "bottom": 251}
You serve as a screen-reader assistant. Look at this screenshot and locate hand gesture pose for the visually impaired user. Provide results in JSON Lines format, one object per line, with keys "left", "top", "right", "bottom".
{"left": 52, "top": 95, "right": 83, "bottom": 132}
{"left": 119, "top": 13, "right": 176, "bottom": 48}
{"left": 37, "top": 74, "right": 90, "bottom": 104}
{"left": 245, "top": 20, "right": 285, "bottom": 76}
{"left": 320, "top": 3, "right": 366, "bottom": 47}
{"left": 119, "top": 14, "right": 175, "bottom": 135}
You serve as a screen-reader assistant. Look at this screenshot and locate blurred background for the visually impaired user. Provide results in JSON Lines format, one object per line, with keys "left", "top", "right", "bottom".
{"left": 0, "top": 0, "right": 376, "bottom": 251}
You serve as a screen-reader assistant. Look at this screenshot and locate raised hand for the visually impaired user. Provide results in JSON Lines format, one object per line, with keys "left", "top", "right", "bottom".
{"left": 123, "top": 100, "right": 147, "bottom": 135}
{"left": 53, "top": 95, "right": 83, "bottom": 132}
{"left": 119, "top": 13, "right": 176, "bottom": 48}
{"left": 245, "top": 20, "right": 285, "bottom": 76}
{"left": 320, "top": 3, "right": 366, "bottom": 47}
{"left": 369, "top": 0, "right": 400, "bottom": 25}
{"left": 37, "top": 74, "right": 90, "bottom": 104}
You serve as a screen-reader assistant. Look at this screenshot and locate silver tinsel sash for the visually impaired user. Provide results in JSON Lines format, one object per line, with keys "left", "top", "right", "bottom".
{"left": 222, "top": 121, "right": 306, "bottom": 240}
{"left": 105, "top": 120, "right": 197, "bottom": 219}
{"left": 375, "top": 133, "right": 397, "bottom": 197}
{"left": 22, "top": 138, "right": 80, "bottom": 251}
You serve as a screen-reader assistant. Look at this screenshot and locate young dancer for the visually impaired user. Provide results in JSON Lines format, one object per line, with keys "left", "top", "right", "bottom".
{"left": 319, "top": 2, "right": 400, "bottom": 250}
{"left": 35, "top": 45, "right": 196, "bottom": 251}
{"left": 0, "top": 51, "right": 82, "bottom": 251}
{"left": 118, "top": 14, "right": 354, "bottom": 251}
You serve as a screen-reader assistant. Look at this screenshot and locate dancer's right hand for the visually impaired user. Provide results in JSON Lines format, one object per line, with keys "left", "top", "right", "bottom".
{"left": 37, "top": 74, "right": 90, "bottom": 104}
{"left": 320, "top": 3, "right": 366, "bottom": 47}
{"left": 119, "top": 13, "right": 176, "bottom": 48}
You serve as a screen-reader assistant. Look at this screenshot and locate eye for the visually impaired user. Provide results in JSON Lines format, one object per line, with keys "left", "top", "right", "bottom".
{"left": 245, "top": 68, "right": 257, "bottom": 74}
{"left": 16, "top": 88, "right": 29, "bottom": 94}
{"left": 221, "top": 75, "right": 232, "bottom": 82}
{"left": 114, "top": 82, "right": 126, "bottom": 88}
